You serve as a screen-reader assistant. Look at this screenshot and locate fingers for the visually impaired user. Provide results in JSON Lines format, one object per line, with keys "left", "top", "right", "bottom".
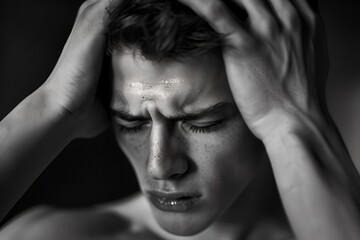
{"left": 269, "top": 0, "right": 318, "bottom": 37}
{"left": 57, "top": 0, "right": 125, "bottom": 72}
{"left": 235, "top": 0, "right": 279, "bottom": 37}
{"left": 177, "top": 0, "right": 317, "bottom": 46}
{"left": 178, "top": 0, "right": 250, "bottom": 46}
{"left": 75, "top": 0, "right": 123, "bottom": 33}
{"left": 179, "top": 0, "right": 281, "bottom": 44}
{"left": 59, "top": 0, "right": 123, "bottom": 68}
{"left": 47, "top": 0, "right": 120, "bottom": 115}
{"left": 269, "top": 0, "right": 301, "bottom": 31}
{"left": 292, "top": 0, "right": 317, "bottom": 26}
{"left": 78, "top": 0, "right": 100, "bottom": 14}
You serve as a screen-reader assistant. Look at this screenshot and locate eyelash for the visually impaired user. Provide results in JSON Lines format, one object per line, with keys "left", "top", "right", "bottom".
{"left": 116, "top": 121, "right": 222, "bottom": 135}
{"left": 117, "top": 125, "right": 144, "bottom": 135}
{"left": 183, "top": 122, "right": 221, "bottom": 134}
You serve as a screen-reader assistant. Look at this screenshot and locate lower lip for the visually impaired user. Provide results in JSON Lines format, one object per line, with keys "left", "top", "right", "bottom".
{"left": 148, "top": 194, "right": 199, "bottom": 212}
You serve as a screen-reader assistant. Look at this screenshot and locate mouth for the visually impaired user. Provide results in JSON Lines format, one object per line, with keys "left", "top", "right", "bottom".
{"left": 147, "top": 190, "right": 201, "bottom": 213}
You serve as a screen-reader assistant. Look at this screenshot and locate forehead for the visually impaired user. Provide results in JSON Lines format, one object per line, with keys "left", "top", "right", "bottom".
{"left": 110, "top": 52, "right": 232, "bottom": 114}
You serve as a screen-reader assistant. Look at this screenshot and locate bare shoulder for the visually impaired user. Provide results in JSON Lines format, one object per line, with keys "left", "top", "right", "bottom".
{"left": 0, "top": 194, "right": 161, "bottom": 240}
{"left": 0, "top": 205, "right": 129, "bottom": 240}
{"left": 0, "top": 205, "right": 54, "bottom": 240}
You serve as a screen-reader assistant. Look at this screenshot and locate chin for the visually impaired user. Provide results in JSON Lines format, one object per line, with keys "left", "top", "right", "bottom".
{"left": 152, "top": 208, "right": 214, "bottom": 236}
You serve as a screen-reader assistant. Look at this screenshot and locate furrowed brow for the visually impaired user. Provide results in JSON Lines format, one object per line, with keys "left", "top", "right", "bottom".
{"left": 168, "top": 102, "right": 237, "bottom": 121}
{"left": 111, "top": 102, "right": 237, "bottom": 122}
{"left": 111, "top": 109, "right": 149, "bottom": 121}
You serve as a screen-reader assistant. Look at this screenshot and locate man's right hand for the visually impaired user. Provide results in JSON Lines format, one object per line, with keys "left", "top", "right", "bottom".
{"left": 0, "top": 0, "right": 122, "bottom": 223}
{"left": 43, "top": 0, "right": 121, "bottom": 139}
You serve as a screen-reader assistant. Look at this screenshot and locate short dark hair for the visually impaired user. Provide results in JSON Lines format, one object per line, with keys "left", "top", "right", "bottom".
{"left": 106, "top": 0, "right": 226, "bottom": 61}
{"left": 106, "top": 0, "right": 319, "bottom": 61}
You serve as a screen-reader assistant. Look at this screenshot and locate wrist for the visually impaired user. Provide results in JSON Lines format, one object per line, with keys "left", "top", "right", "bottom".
{"left": 35, "top": 84, "right": 81, "bottom": 141}
{"left": 40, "top": 82, "right": 110, "bottom": 140}
{"left": 260, "top": 108, "right": 333, "bottom": 151}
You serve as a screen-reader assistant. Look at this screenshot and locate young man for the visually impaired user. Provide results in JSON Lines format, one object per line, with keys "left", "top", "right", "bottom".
{"left": 0, "top": 0, "right": 360, "bottom": 239}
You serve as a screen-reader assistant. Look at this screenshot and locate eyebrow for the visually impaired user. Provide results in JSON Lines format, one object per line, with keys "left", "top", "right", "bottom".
{"left": 111, "top": 102, "right": 238, "bottom": 122}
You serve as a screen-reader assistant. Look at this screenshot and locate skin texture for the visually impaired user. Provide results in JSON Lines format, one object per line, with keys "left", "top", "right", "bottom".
{"left": 176, "top": 0, "right": 328, "bottom": 140}
{"left": 1, "top": 0, "right": 360, "bottom": 240}
{"left": 110, "top": 51, "right": 267, "bottom": 235}
{"left": 0, "top": 0, "right": 114, "bottom": 222}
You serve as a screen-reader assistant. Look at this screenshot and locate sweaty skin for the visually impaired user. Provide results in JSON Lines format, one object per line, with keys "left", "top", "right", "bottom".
{"left": 0, "top": 52, "right": 292, "bottom": 240}
{"left": 0, "top": 0, "right": 360, "bottom": 240}
{"left": 110, "top": 51, "right": 269, "bottom": 236}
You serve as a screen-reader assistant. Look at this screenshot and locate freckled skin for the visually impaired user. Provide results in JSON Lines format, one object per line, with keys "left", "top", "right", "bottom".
{"left": 110, "top": 51, "right": 267, "bottom": 236}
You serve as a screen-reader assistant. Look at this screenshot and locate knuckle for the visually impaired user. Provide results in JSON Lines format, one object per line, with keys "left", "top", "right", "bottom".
{"left": 79, "top": 0, "right": 95, "bottom": 15}
{"left": 257, "top": 18, "right": 278, "bottom": 38}
{"left": 228, "top": 33, "right": 255, "bottom": 51}
{"left": 75, "top": 1, "right": 105, "bottom": 32}
{"left": 77, "top": 4, "right": 92, "bottom": 21}
{"left": 228, "top": 34, "right": 246, "bottom": 48}
{"left": 77, "top": 0, "right": 102, "bottom": 20}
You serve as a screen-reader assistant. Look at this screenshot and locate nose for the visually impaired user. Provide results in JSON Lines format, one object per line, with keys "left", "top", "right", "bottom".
{"left": 147, "top": 123, "right": 188, "bottom": 180}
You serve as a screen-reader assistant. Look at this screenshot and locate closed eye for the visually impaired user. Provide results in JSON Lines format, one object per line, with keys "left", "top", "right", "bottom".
{"left": 113, "top": 119, "right": 151, "bottom": 135}
{"left": 182, "top": 120, "right": 224, "bottom": 134}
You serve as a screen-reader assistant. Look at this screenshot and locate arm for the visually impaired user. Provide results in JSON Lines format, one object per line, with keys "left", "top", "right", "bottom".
{"left": 263, "top": 112, "right": 360, "bottom": 240}
{"left": 178, "top": 0, "right": 360, "bottom": 239}
{"left": 0, "top": 86, "right": 76, "bottom": 223}
{"left": 0, "top": 0, "right": 118, "bottom": 223}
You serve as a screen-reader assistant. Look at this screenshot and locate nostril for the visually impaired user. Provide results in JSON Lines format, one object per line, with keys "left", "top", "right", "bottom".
{"left": 168, "top": 172, "right": 185, "bottom": 180}
{"left": 147, "top": 157, "right": 188, "bottom": 180}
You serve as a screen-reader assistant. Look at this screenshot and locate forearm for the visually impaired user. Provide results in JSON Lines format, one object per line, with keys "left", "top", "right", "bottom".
{"left": 264, "top": 115, "right": 360, "bottom": 240}
{"left": 0, "top": 85, "right": 77, "bottom": 222}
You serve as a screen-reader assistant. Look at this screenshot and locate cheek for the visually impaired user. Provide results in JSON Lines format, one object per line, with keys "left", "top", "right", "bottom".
{"left": 113, "top": 127, "right": 150, "bottom": 177}
{"left": 190, "top": 118, "right": 263, "bottom": 202}
{"left": 113, "top": 117, "right": 264, "bottom": 196}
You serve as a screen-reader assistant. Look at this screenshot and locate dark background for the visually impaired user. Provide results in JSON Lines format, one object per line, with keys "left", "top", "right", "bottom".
{"left": 0, "top": 0, "right": 359, "bottom": 224}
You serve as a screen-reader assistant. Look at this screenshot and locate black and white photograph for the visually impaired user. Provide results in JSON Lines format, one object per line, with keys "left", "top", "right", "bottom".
{"left": 0, "top": 0, "right": 359, "bottom": 239}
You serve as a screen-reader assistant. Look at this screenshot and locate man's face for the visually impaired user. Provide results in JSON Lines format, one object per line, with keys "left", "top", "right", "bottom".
{"left": 110, "top": 51, "right": 264, "bottom": 235}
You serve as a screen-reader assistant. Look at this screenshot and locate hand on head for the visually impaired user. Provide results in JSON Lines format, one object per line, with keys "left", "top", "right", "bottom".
{"left": 178, "top": 0, "right": 328, "bottom": 141}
